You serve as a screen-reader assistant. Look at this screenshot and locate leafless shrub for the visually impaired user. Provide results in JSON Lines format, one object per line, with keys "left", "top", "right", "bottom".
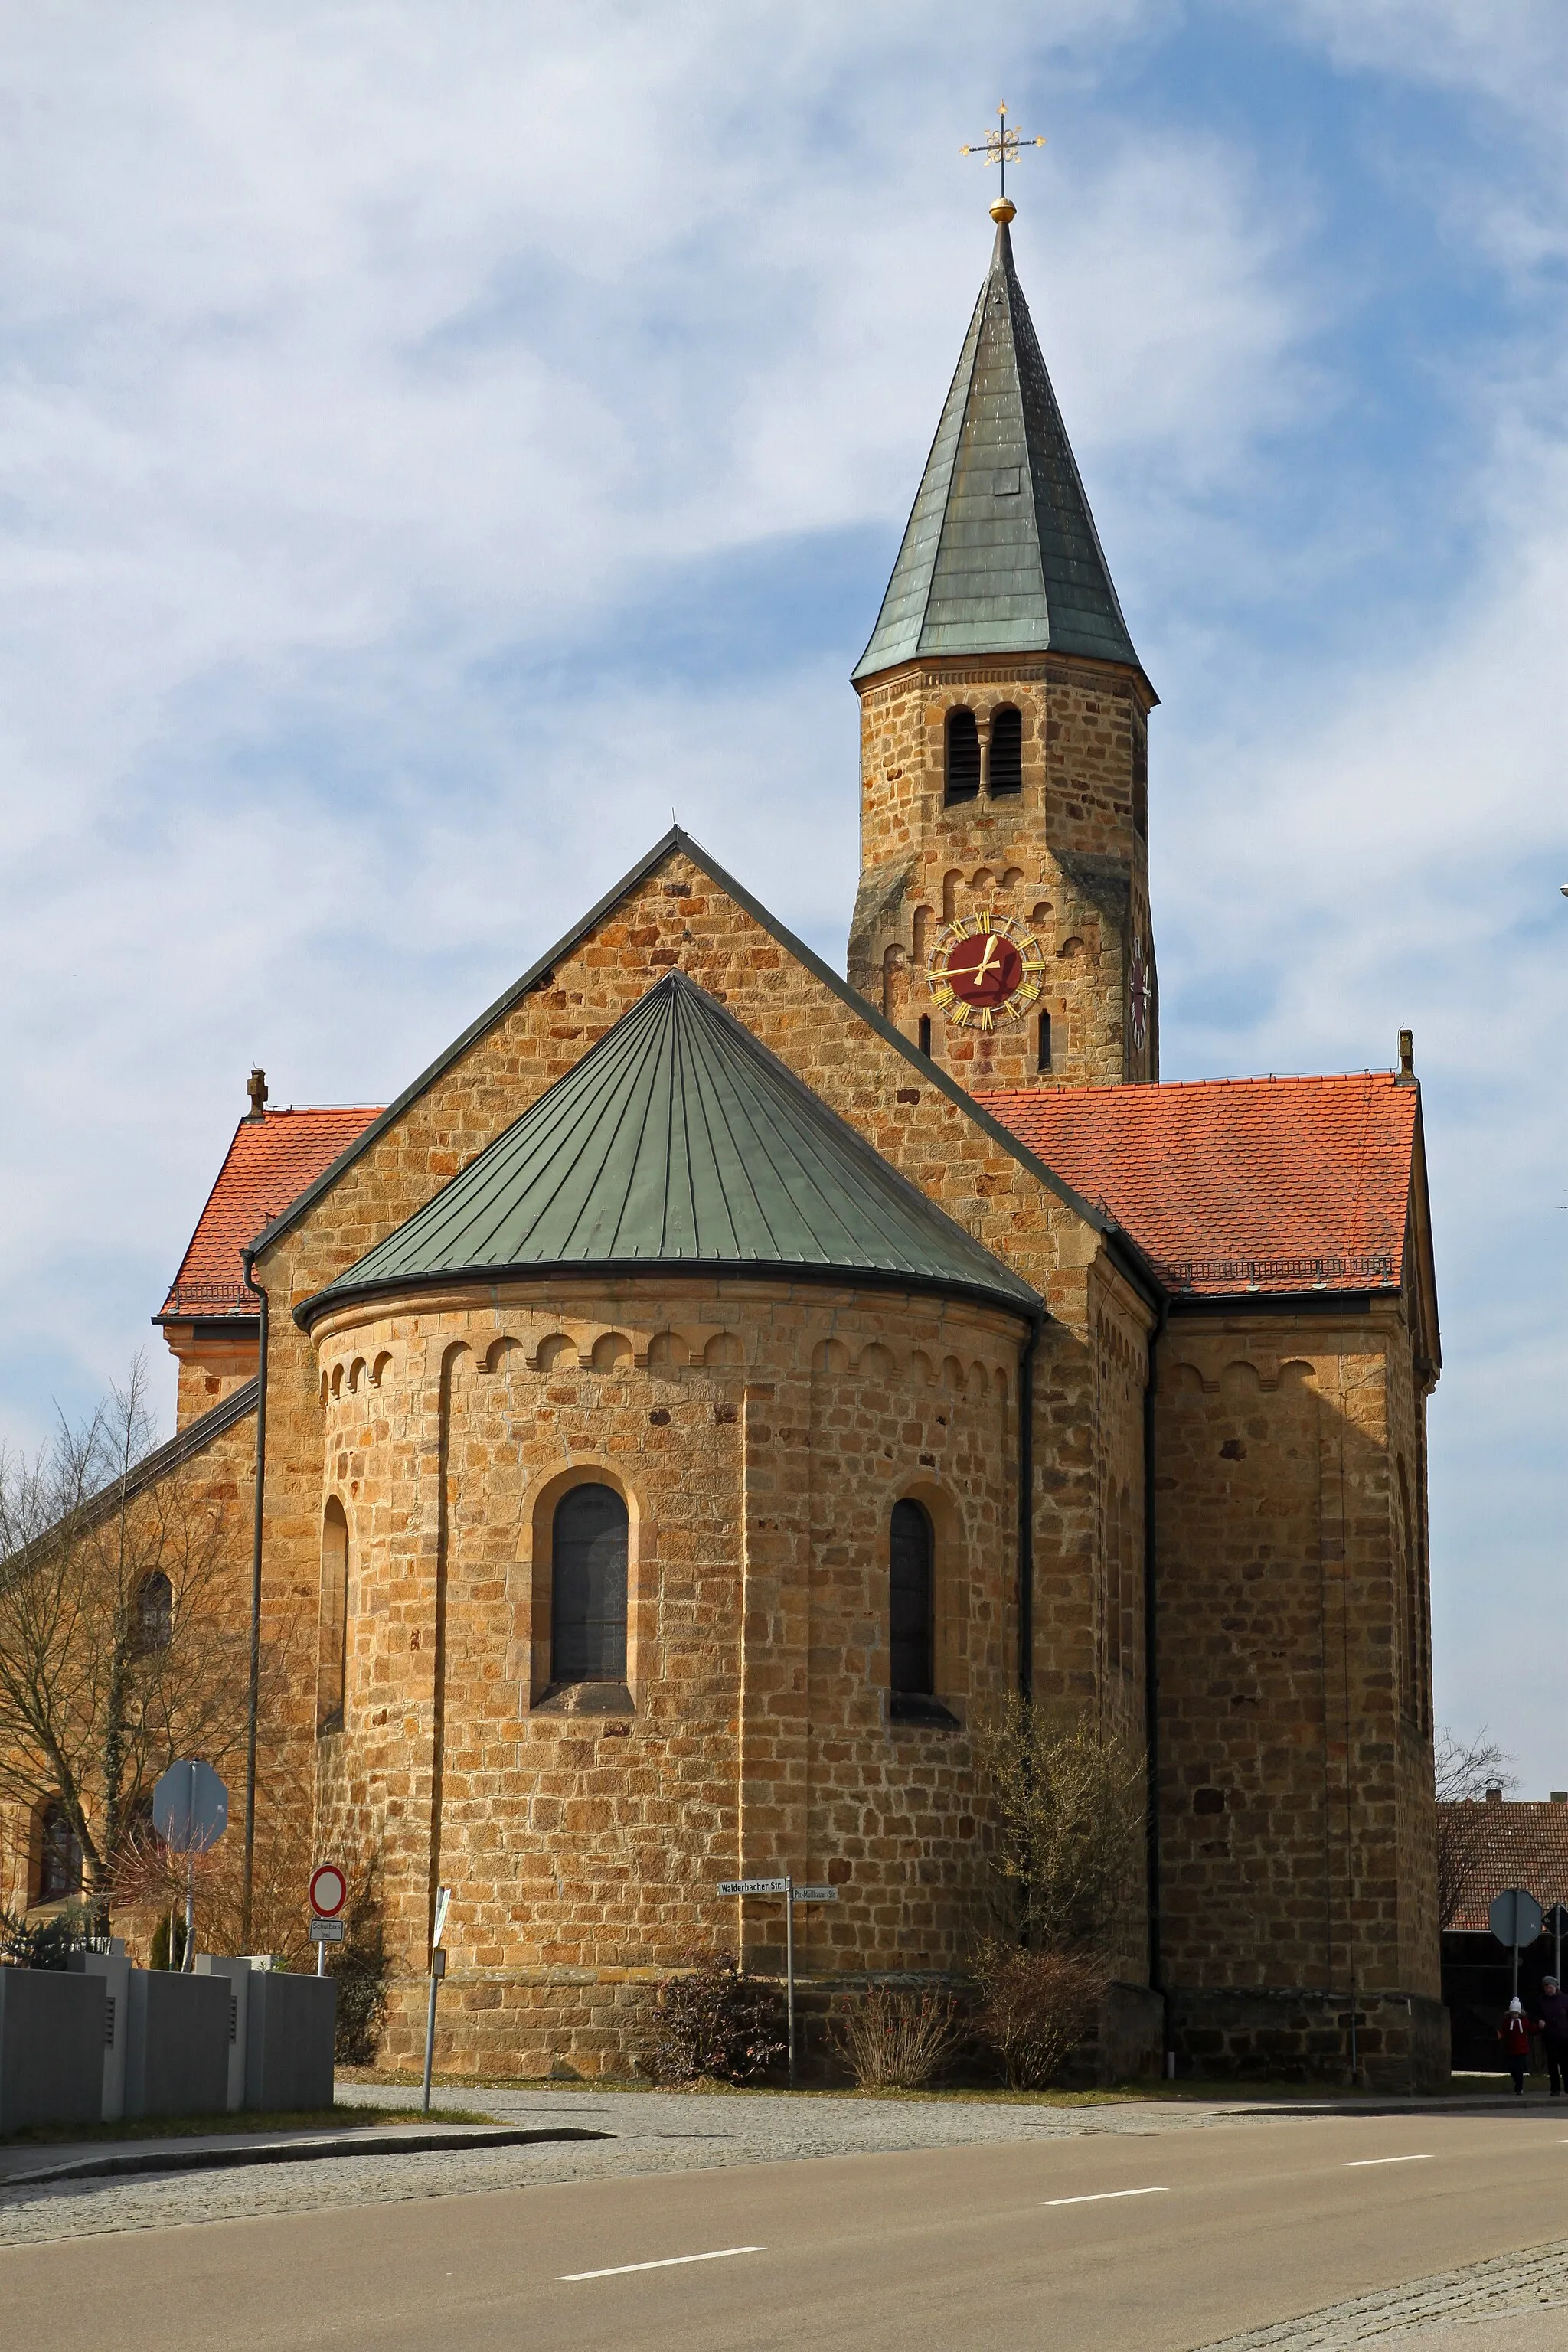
{"left": 972, "top": 1944, "right": 1100, "bottom": 2089}
{"left": 832, "top": 1986, "right": 964, "bottom": 2090}
{"left": 971, "top": 1697, "right": 1145, "bottom": 1955}
{"left": 644, "top": 1952, "right": 786, "bottom": 2085}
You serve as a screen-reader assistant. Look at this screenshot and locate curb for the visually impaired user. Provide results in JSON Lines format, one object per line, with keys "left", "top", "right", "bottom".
{"left": 0, "top": 2123, "right": 612, "bottom": 2190}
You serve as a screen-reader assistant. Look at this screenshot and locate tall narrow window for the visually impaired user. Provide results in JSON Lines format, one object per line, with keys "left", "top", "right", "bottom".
{"left": 318, "top": 1498, "right": 349, "bottom": 1735}
{"left": 945, "top": 708, "right": 980, "bottom": 802}
{"left": 38, "top": 1800, "right": 83, "bottom": 1903}
{"left": 989, "top": 705, "right": 1022, "bottom": 794}
{"left": 133, "top": 1570, "right": 172, "bottom": 1657}
{"left": 552, "top": 1484, "right": 628, "bottom": 1684}
{"left": 1037, "top": 1011, "right": 1052, "bottom": 1073}
{"left": 918, "top": 1014, "right": 932, "bottom": 1057}
{"left": 890, "top": 1498, "right": 935, "bottom": 1699}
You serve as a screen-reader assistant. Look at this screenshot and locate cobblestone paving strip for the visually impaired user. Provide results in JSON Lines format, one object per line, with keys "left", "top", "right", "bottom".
{"left": 1194, "top": 2241, "right": 1568, "bottom": 2348}
{"left": 0, "top": 2085, "right": 1252, "bottom": 2246}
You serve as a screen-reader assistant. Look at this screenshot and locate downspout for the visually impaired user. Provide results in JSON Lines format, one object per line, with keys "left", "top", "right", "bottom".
{"left": 240, "top": 1246, "right": 269, "bottom": 1952}
{"left": 1018, "top": 1312, "right": 1042, "bottom": 1701}
{"left": 1143, "top": 1292, "right": 1171, "bottom": 2056}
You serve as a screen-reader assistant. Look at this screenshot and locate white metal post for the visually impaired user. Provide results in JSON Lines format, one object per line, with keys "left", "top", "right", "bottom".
{"left": 785, "top": 1875, "right": 795, "bottom": 2089}
{"left": 422, "top": 1946, "right": 446, "bottom": 2115}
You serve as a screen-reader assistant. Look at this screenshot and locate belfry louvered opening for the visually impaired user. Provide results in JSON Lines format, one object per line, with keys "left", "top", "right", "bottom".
{"left": 989, "top": 705, "right": 1022, "bottom": 795}
{"left": 945, "top": 707, "right": 980, "bottom": 802}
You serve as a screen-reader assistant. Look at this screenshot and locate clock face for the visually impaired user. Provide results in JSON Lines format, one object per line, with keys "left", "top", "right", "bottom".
{"left": 1128, "top": 932, "right": 1152, "bottom": 1053}
{"left": 928, "top": 913, "right": 1046, "bottom": 1031}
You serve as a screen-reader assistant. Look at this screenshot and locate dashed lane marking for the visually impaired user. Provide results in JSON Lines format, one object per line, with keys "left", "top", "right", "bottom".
{"left": 1343, "top": 2155, "right": 1434, "bottom": 2168}
{"left": 558, "top": 2246, "right": 766, "bottom": 2282}
{"left": 1041, "top": 2188, "right": 1168, "bottom": 2207}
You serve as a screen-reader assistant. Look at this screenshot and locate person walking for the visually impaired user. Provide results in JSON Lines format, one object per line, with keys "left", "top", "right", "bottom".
{"left": 1498, "top": 1995, "right": 1540, "bottom": 2094}
{"left": 1538, "top": 1977, "right": 1568, "bottom": 2096}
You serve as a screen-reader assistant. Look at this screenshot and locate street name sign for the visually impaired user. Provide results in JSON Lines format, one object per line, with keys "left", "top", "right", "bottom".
{"left": 791, "top": 1886, "right": 839, "bottom": 1903}
{"left": 719, "top": 1878, "right": 790, "bottom": 1896}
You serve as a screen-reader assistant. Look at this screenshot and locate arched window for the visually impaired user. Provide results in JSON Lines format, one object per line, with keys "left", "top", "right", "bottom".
{"left": 552, "top": 1484, "right": 628, "bottom": 1685}
{"left": 945, "top": 708, "right": 980, "bottom": 802}
{"left": 133, "top": 1570, "right": 172, "bottom": 1657}
{"left": 890, "top": 1498, "right": 935, "bottom": 1700}
{"left": 38, "top": 1800, "right": 83, "bottom": 1903}
{"left": 318, "top": 1498, "right": 349, "bottom": 1736}
{"left": 989, "top": 704, "right": 1022, "bottom": 795}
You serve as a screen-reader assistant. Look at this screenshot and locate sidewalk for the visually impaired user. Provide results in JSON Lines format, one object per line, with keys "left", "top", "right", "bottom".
{"left": 0, "top": 2115, "right": 608, "bottom": 2189}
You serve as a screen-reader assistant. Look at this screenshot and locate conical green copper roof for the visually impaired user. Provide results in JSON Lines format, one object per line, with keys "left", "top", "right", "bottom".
{"left": 853, "top": 217, "right": 1142, "bottom": 681}
{"left": 300, "top": 972, "right": 1039, "bottom": 1324}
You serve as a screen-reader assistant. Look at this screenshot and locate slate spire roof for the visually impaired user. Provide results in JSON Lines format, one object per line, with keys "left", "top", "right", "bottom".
{"left": 300, "top": 972, "right": 1040, "bottom": 1325}
{"left": 853, "top": 214, "right": 1142, "bottom": 681}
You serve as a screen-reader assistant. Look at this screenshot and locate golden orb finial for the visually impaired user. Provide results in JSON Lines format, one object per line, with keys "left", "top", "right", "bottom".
{"left": 990, "top": 196, "right": 1017, "bottom": 224}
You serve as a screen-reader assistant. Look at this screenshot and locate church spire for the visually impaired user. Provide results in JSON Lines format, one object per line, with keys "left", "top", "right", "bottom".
{"left": 853, "top": 206, "right": 1142, "bottom": 683}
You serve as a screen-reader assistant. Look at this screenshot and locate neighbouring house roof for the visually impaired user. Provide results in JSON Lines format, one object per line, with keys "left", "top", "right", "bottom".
{"left": 1444, "top": 1802, "right": 1568, "bottom": 1935}
{"left": 157, "top": 1106, "right": 382, "bottom": 1321}
{"left": 299, "top": 971, "right": 1041, "bottom": 1328}
{"left": 852, "top": 215, "right": 1144, "bottom": 683}
{"left": 979, "top": 1073, "right": 1419, "bottom": 1299}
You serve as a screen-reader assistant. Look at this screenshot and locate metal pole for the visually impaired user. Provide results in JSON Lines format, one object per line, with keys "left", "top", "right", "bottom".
{"left": 422, "top": 1978, "right": 438, "bottom": 2113}
{"left": 422, "top": 1950, "right": 445, "bottom": 2115}
{"left": 240, "top": 1252, "right": 269, "bottom": 1952}
{"left": 786, "top": 1876, "right": 795, "bottom": 2089}
{"left": 316, "top": 1935, "right": 325, "bottom": 1978}
{"left": 184, "top": 1851, "right": 195, "bottom": 1971}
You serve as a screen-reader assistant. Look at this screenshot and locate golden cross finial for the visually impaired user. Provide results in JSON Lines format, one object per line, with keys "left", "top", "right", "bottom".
{"left": 960, "top": 101, "right": 1044, "bottom": 217}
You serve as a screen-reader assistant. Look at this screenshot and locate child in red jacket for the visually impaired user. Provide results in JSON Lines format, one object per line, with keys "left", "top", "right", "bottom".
{"left": 1498, "top": 1996, "right": 1540, "bottom": 2094}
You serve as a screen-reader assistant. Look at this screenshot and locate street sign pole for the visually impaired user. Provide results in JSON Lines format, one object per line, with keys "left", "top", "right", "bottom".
{"left": 422, "top": 1886, "right": 452, "bottom": 2116}
{"left": 785, "top": 1875, "right": 795, "bottom": 2089}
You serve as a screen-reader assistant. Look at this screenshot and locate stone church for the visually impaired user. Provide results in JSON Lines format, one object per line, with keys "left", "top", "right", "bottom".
{"left": 18, "top": 195, "right": 1446, "bottom": 2086}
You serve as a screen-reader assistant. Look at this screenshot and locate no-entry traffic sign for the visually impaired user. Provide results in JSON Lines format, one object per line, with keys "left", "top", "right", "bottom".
{"left": 310, "top": 1862, "right": 348, "bottom": 1918}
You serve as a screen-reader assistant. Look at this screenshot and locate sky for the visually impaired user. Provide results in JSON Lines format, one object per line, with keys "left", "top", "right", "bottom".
{"left": 0, "top": 2, "right": 1563, "bottom": 1785}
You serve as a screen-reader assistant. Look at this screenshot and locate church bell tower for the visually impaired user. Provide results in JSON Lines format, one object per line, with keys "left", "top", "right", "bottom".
{"left": 848, "top": 194, "right": 1158, "bottom": 1090}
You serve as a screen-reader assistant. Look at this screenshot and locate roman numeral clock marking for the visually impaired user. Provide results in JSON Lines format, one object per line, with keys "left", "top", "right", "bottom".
{"left": 927, "top": 912, "right": 1046, "bottom": 1031}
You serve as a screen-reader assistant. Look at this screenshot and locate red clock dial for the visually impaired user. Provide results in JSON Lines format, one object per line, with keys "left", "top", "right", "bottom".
{"left": 944, "top": 930, "right": 1024, "bottom": 1008}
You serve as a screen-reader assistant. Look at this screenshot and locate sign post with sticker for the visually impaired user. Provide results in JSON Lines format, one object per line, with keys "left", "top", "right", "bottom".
{"left": 717, "top": 1877, "right": 841, "bottom": 2088}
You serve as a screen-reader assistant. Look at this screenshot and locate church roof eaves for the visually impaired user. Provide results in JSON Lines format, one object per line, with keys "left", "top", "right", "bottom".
{"left": 298, "top": 972, "right": 1042, "bottom": 1329}
{"left": 250, "top": 827, "right": 1148, "bottom": 1299}
{"left": 852, "top": 218, "right": 1148, "bottom": 690}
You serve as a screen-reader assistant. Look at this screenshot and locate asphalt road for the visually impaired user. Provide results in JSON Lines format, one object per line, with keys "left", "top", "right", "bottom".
{"left": 5, "top": 2109, "right": 1568, "bottom": 2352}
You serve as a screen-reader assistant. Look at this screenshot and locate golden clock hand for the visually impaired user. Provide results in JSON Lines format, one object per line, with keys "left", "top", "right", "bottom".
{"left": 972, "top": 935, "right": 1002, "bottom": 988}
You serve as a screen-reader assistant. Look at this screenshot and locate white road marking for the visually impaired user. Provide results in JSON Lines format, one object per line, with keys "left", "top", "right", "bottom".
{"left": 1342, "top": 2155, "right": 1434, "bottom": 2168}
{"left": 1041, "top": 2187, "right": 1168, "bottom": 2207}
{"left": 558, "top": 2246, "right": 766, "bottom": 2282}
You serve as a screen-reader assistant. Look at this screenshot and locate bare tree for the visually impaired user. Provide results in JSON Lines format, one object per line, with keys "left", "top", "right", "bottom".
{"left": 0, "top": 1356, "right": 253, "bottom": 1921}
{"left": 1435, "top": 1724, "right": 1519, "bottom": 1932}
{"left": 971, "top": 1697, "right": 1146, "bottom": 1955}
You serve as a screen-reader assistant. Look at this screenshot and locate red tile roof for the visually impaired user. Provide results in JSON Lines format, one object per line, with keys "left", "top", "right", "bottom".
{"left": 1444, "top": 1802, "right": 1568, "bottom": 1934}
{"left": 979, "top": 1073, "right": 1417, "bottom": 1295}
{"left": 157, "top": 1108, "right": 381, "bottom": 1321}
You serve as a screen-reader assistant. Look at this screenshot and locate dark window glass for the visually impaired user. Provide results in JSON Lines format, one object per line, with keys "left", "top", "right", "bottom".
{"left": 918, "top": 1015, "right": 932, "bottom": 1057}
{"left": 945, "top": 708, "right": 980, "bottom": 802}
{"left": 134, "top": 1570, "right": 172, "bottom": 1657}
{"left": 1037, "top": 1011, "right": 1052, "bottom": 1073}
{"left": 552, "top": 1484, "right": 628, "bottom": 1684}
{"left": 39, "top": 1801, "right": 83, "bottom": 1902}
{"left": 890, "top": 1498, "right": 935, "bottom": 1697}
{"left": 990, "top": 705, "right": 1022, "bottom": 794}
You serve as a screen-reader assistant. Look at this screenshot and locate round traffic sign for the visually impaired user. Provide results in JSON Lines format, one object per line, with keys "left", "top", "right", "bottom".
{"left": 152, "top": 1760, "right": 228, "bottom": 1854}
{"left": 309, "top": 1862, "right": 348, "bottom": 1918}
{"left": 1489, "top": 1887, "right": 1544, "bottom": 1949}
